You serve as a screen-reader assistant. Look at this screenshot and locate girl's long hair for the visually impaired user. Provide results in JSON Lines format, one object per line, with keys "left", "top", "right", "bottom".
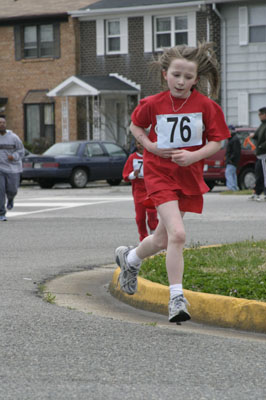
{"left": 151, "top": 41, "right": 220, "bottom": 99}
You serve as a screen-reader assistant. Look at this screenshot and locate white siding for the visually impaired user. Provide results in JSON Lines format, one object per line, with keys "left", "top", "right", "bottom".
{"left": 219, "top": 3, "right": 266, "bottom": 126}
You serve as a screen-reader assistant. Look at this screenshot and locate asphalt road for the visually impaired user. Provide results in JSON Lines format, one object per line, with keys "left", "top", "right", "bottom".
{"left": 1, "top": 182, "right": 266, "bottom": 400}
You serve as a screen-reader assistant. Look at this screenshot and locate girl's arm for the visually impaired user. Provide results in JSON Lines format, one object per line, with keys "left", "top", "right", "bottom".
{"left": 130, "top": 122, "right": 174, "bottom": 159}
{"left": 171, "top": 141, "right": 222, "bottom": 166}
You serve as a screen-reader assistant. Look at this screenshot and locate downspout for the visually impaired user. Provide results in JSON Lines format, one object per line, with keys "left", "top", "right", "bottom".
{"left": 212, "top": 3, "right": 227, "bottom": 120}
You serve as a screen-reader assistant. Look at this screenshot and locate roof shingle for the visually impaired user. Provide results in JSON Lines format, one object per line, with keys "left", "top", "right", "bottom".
{"left": 78, "top": 75, "right": 139, "bottom": 92}
{"left": 81, "top": 0, "right": 200, "bottom": 11}
{"left": 0, "top": 0, "right": 98, "bottom": 20}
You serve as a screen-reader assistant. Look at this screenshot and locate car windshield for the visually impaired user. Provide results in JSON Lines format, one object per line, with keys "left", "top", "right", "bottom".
{"left": 44, "top": 142, "right": 80, "bottom": 156}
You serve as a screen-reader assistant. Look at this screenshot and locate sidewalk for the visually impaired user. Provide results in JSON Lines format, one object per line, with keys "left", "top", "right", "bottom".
{"left": 110, "top": 267, "right": 266, "bottom": 334}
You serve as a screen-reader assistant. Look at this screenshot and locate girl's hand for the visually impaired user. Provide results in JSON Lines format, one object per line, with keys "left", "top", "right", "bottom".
{"left": 148, "top": 142, "right": 174, "bottom": 158}
{"left": 171, "top": 149, "right": 196, "bottom": 166}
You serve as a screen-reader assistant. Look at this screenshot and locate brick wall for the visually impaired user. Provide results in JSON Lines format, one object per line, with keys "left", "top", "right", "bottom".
{"left": 78, "top": 12, "right": 222, "bottom": 136}
{"left": 80, "top": 17, "right": 161, "bottom": 99}
{"left": 0, "top": 17, "right": 80, "bottom": 143}
{"left": 80, "top": 12, "right": 221, "bottom": 100}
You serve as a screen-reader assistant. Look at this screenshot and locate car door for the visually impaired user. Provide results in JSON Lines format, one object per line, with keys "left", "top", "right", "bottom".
{"left": 83, "top": 142, "right": 110, "bottom": 180}
{"left": 102, "top": 142, "right": 127, "bottom": 178}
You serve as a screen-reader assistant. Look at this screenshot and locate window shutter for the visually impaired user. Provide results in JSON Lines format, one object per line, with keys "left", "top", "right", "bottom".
{"left": 187, "top": 12, "right": 196, "bottom": 46}
{"left": 239, "top": 7, "right": 248, "bottom": 46}
{"left": 53, "top": 23, "right": 60, "bottom": 58}
{"left": 14, "top": 25, "right": 22, "bottom": 60}
{"left": 120, "top": 17, "right": 128, "bottom": 54}
{"left": 96, "top": 19, "right": 105, "bottom": 56}
{"left": 144, "top": 15, "right": 152, "bottom": 53}
{"left": 238, "top": 92, "right": 249, "bottom": 125}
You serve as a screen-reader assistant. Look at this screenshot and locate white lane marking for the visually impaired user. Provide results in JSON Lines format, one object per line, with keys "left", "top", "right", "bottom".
{"left": 16, "top": 196, "right": 133, "bottom": 201}
{"left": 6, "top": 197, "right": 132, "bottom": 218}
{"left": 12, "top": 202, "right": 95, "bottom": 207}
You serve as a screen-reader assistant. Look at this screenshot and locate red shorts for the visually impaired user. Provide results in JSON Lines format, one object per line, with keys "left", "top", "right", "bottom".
{"left": 149, "top": 189, "right": 203, "bottom": 214}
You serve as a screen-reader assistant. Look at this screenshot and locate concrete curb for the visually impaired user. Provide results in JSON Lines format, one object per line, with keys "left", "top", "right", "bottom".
{"left": 109, "top": 267, "right": 266, "bottom": 334}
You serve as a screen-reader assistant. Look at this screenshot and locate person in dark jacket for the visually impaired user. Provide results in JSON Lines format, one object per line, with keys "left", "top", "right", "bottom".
{"left": 249, "top": 107, "right": 266, "bottom": 201}
{"left": 225, "top": 125, "right": 241, "bottom": 191}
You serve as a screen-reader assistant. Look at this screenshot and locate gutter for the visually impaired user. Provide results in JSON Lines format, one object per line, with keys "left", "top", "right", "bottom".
{"left": 69, "top": 1, "right": 205, "bottom": 18}
{"left": 212, "top": 3, "right": 227, "bottom": 119}
{"left": 0, "top": 13, "right": 68, "bottom": 25}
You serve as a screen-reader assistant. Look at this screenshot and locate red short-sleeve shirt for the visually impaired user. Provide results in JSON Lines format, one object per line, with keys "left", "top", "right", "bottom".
{"left": 131, "top": 89, "right": 230, "bottom": 196}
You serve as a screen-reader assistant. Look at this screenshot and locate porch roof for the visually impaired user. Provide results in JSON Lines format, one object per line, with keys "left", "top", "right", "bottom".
{"left": 47, "top": 74, "right": 140, "bottom": 97}
{"left": 71, "top": 0, "right": 205, "bottom": 16}
{"left": 24, "top": 90, "right": 54, "bottom": 104}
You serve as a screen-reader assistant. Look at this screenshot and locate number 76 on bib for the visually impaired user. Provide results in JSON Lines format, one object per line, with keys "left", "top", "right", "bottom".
{"left": 156, "top": 113, "right": 203, "bottom": 149}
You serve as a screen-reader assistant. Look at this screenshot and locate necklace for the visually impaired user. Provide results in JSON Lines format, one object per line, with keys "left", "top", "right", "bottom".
{"left": 169, "top": 92, "right": 191, "bottom": 113}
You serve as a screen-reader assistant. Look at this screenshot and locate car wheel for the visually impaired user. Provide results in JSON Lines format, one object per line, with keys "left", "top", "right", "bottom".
{"left": 106, "top": 178, "right": 121, "bottom": 186}
{"left": 238, "top": 167, "right": 256, "bottom": 190}
{"left": 205, "top": 180, "right": 216, "bottom": 191}
{"left": 70, "top": 168, "right": 88, "bottom": 188}
{"left": 38, "top": 179, "right": 55, "bottom": 189}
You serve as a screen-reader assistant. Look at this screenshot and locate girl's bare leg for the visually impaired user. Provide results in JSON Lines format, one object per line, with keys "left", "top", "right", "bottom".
{"left": 136, "top": 200, "right": 185, "bottom": 285}
{"left": 135, "top": 216, "right": 168, "bottom": 259}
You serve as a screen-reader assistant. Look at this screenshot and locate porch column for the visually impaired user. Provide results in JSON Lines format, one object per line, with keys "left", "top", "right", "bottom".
{"left": 61, "top": 96, "right": 69, "bottom": 141}
{"left": 93, "top": 95, "right": 101, "bottom": 140}
{"left": 86, "top": 96, "right": 90, "bottom": 140}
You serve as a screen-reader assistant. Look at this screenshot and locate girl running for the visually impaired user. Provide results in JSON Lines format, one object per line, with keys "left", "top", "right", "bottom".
{"left": 115, "top": 42, "right": 230, "bottom": 323}
{"left": 123, "top": 141, "right": 158, "bottom": 242}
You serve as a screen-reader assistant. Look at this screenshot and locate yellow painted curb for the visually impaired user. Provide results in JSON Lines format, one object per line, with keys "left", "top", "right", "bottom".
{"left": 109, "top": 267, "right": 266, "bottom": 334}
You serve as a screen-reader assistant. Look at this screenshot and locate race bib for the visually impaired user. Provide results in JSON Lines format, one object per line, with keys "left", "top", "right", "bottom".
{"left": 133, "top": 158, "right": 144, "bottom": 178}
{"left": 156, "top": 113, "right": 203, "bottom": 148}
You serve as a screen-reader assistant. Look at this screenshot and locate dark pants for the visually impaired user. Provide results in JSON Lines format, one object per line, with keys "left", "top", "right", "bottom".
{"left": 254, "top": 159, "right": 266, "bottom": 196}
{"left": 0, "top": 171, "right": 20, "bottom": 216}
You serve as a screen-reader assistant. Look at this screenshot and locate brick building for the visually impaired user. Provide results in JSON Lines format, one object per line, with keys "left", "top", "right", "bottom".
{"left": 0, "top": 0, "right": 224, "bottom": 149}
{"left": 0, "top": 0, "right": 97, "bottom": 150}
{"left": 55, "top": 0, "right": 221, "bottom": 146}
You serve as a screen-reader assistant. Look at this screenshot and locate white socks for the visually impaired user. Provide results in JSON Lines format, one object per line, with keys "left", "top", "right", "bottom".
{"left": 127, "top": 248, "right": 142, "bottom": 267}
{"left": 170, "top": 284, "right": 183, "bottom": 299}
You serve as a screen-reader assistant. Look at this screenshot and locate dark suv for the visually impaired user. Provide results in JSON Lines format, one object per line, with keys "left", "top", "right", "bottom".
{"left": 203, "top": 127, "right": 257, "bottom": 190}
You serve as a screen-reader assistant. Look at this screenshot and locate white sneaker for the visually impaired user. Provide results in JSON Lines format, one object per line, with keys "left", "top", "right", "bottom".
{"left": 168, "top": 294, "right": 191, "bottom": 323}
{"left": 115, "top": 246, "right": 139, "bottom": 295}
{"left": 248, "top": 194, "right": 260, "bottom": 201}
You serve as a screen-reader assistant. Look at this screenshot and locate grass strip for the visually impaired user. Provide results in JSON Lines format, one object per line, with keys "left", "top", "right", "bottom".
{"left": 139, "top": 240, "right": 266, "bottom": 302}
{"left": 220, "top": 189, "right": 253, "bottom": 195}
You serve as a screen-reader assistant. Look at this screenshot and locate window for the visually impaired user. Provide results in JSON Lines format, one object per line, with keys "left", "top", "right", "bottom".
{"left": 25, "top": 103, "right": 55, "bottom": 146}
{"left": 250, "top": 93, "right": 266, "bottom": 127}
{"left": 85, "top": 143, "right": 104, "bottom": 157}
{"left": 154, "top": 16, "right": 188, "bottom": 50}
{"left": 104, "top": 142, "right": 126, "bottom": 157}
{"left": 106, "top": 20, "right": 120, "bottom": 53}
{"left": 45, "top": 142, "right": 80, "bottom": 156}
{"left": 239, "top": 6, "right": 266, "bottom": 45}
{"left": 237, "top": 92, "right": 266, "bottom": 126}
{"left": 249, "top": 6, "right": 266, "bottom": 43}
{"left": 96, "top": 18, "right": 128, "bottom": 55}
{"left": 24, "top": 24, "right": 54, "bottom": 58}
{"left": 14, "top": 23, "right": 60, "bottom": 60}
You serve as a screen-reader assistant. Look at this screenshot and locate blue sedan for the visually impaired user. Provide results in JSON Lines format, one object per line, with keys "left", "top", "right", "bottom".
{"left": 22, "top": 141, "right": 128, "bottom": 188}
